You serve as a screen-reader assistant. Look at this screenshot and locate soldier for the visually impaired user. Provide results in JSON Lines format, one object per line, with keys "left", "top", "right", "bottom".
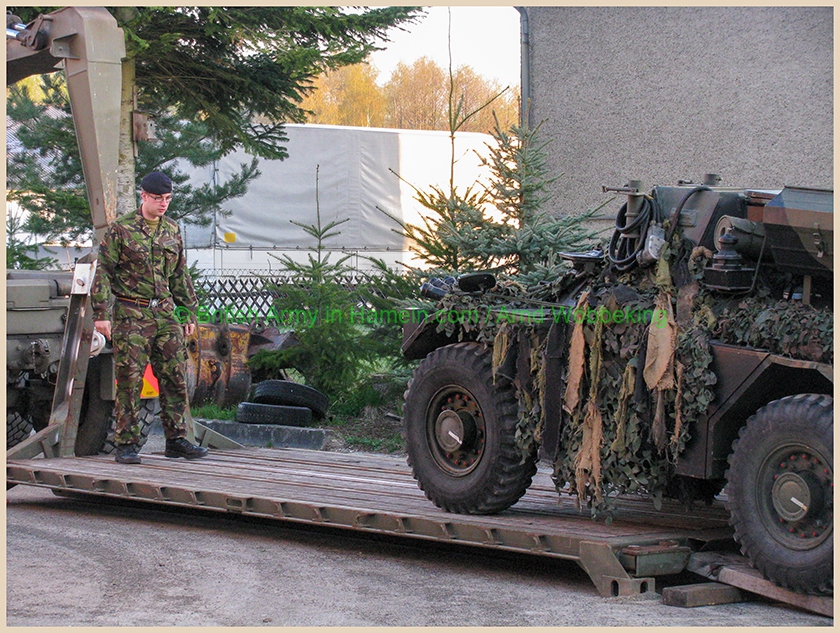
{"left": 92, "top": 171, "right": 208, "bottom": 464}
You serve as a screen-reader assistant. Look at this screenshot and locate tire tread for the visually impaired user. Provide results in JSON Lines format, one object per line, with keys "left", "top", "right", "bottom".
{"left": 251, "top": 380, "right": 328, "bottom": 418}
{"left": 725, "top": 393, "right": 833, "bottom": 595}
{"left": 404, "top": 342, "right": 537, "bottom": 515}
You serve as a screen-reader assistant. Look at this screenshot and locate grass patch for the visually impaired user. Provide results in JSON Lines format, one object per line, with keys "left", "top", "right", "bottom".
{"left": 191, "top": 403, "right": 237, "bottom": 421}
{"left": 331, "top": 372, "right": 409, "bottom": 417}
{"left": 343, "top": 434, "right": 404, "bottom": 454}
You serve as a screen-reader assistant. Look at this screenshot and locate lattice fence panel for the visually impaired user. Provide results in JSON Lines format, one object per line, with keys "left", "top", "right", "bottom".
{"left": 194, "top": 274, "right": 366, "bottom": 322}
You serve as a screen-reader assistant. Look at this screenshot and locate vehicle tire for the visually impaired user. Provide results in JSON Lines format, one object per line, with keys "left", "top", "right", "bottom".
{"left": 725, "top": 394, "right": 833, "bottom": 595}
{"left": 403, "top": 342, "right": 537, "bottom": 515}
{"left": 100, "top": 398, "right": 159, "bottom": 455}
{"left": 251, "top": 380, "right": 329, "bottom": 419}
{"left": 236, "top": 402, "right": 313, "bottom": 427}
{"left": 75, "top": 357, "right": 115, "bottom": 456}
{"left": 6, "top": 410, "right": 33, "bottom": 449}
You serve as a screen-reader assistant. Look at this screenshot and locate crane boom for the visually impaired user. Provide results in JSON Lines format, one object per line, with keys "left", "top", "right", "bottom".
{"left": 7, "top": 6, "right": 125, "bottom": 239}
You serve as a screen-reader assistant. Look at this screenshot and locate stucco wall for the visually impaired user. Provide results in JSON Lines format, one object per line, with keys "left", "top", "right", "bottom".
{"left": 523, "top": 7, "right": 833, "bottom": 217}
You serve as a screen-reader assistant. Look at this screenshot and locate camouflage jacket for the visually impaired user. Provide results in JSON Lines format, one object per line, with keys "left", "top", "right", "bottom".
{"left": 91, "top": 209, "right": 197, "bottom": 322}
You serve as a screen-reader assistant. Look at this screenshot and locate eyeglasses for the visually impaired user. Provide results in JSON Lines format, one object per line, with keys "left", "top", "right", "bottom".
{"left": 146, "top": 193, "right": 173, "bottom": 203}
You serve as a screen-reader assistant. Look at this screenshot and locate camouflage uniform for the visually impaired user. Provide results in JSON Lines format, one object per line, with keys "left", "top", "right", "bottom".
{"left": 91, "top": 209, "right": 197, "bottom": 445}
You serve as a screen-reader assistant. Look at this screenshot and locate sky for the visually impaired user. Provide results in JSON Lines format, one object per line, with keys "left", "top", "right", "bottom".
{"left": 367, "top": 6, "right": 521, "bottom": 88}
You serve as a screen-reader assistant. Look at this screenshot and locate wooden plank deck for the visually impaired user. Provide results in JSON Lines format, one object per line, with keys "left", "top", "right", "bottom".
{"left": 9, "top": 446, "right": 734, "bottom": 597}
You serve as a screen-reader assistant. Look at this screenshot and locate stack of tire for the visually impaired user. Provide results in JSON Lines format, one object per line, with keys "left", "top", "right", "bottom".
{"left": 236, "top": 380, "right": 329, "bottom": 427}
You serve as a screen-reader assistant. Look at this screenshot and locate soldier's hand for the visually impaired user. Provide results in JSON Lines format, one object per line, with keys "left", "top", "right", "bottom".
{"left": 95, "top": 320, "right": 112, "bottom": 341}
{"left": 184, "top": 322, "right": 196, "bottom": 337}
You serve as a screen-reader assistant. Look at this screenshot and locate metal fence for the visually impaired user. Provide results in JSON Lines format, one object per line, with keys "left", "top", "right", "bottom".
{"left": 193, "top": 273, "right": 367, "bottom": 321}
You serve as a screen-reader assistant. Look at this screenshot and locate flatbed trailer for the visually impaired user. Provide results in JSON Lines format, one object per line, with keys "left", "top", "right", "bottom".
{"left": 7, "top": 446, "right": 831, "bottom": 616}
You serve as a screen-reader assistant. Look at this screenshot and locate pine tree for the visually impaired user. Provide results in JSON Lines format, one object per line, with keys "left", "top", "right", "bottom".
{"left": 6, "top": 6, "right": 420, "bottom": 266}
{"left": 477, "top": 116, "right": 601, "bottom": 284}
{"left": 6, "top": 76, "right": 258, "bottom": 258}
{"left": 250, "top": 166, "right": 411, "bottom": 401}
{"left": 382, "top": 118, "right": 602, "bottom": 283}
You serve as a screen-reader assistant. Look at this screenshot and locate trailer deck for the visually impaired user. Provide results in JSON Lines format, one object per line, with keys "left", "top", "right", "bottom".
{"left": 6, "top": 447, "right": 832, "bottom": 615}
{"left": 8, "top": 447, "right": 730, "bottom": 593}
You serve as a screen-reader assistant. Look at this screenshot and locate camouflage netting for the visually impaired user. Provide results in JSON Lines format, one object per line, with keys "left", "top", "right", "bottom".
{"left": 426, "top": 235, "right": 833, "bottom": 517}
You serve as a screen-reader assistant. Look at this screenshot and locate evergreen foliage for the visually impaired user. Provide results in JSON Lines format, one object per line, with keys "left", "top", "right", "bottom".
{"left": 248, "top": 167, "right": 414, "bottom": 406}
{"left": 384, "top": 117, "right": 602, "bottom": 286}
{"left": 475, "top": 116, "right": 605, "bottom": 290}
{"left": 11, "top": 6, "right": 422, "bottom": 159}
{"left": 6, "top": 6, "right": 420, "bottom": 267}
{"left": 6, "top": 77, "right": 259, "bottom": 260}
{"left": 118, "top": 6, "right": 421, "bottom": 158}
{"left": 382, "top": 180, "right": 495, "bottom": 273}
{"left": 6, "top": 206, "right": 55, "bottom": 270}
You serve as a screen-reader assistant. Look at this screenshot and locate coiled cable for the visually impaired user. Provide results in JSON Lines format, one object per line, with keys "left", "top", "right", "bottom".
{"left": 608, "top": 196, "right": 662, "bottom": 272}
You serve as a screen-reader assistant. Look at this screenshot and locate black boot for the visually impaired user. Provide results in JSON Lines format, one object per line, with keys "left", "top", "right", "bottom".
{"left": 115, "top": 444, "right": 141, "bottom": 464}
{"left": 165, "top": 437, "right": 209, "bottom": 460}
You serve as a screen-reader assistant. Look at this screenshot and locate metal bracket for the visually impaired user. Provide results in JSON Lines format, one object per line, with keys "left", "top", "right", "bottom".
{"left": 70, "top": 262, "right": 95, "bottom": 294}
{"left": 18, "top": 14, "right": 53, "bottom": 50}
{"left": 602, "top": 185, "right": 641, "bottom": 195}
{"left": 6, "top": 419, "right": 64, "bottom": 461}
{"left": 577, "top": 540, "right": 656, "bottom": 597}
{"left": 185, "top": 406, "right": 243, "bottom": 450}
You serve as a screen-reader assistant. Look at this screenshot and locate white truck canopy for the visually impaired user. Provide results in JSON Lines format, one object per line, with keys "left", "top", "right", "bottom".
{"left": 182, "top": 123, "right": 495, "bottom": 274}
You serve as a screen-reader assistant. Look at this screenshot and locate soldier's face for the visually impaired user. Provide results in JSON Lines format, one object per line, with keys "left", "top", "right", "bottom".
{"left": 141, "top": 191, "right": 172, "bottom": 219}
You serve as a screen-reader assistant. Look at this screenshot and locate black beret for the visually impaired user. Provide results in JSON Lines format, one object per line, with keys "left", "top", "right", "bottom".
{"left": 140, "top": 171, "right": 172, "bottom": 195}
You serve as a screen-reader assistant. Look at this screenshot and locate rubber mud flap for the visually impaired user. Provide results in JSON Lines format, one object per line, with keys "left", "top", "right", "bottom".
{"left": 250, "top": 380, "right": 328, "bottom": 418}
{"left": 236, "top": 402, "right": 313, "bottom": 427}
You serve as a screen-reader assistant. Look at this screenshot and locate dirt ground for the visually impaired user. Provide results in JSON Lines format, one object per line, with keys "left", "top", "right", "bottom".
{"left": 323, "top": 405, "right": 406, "bottom": 454}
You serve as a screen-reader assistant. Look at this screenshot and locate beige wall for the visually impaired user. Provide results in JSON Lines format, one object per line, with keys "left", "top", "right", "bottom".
{"left": 523, "top": 7, "right": 833, "bottom": 217}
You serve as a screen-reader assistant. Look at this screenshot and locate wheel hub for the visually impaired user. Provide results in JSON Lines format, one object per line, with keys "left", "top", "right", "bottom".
{"left": 762, "top": 447, "right": 832, "bottom": 549}
{"left": 427, "top": 388, "right": 485, "bottom": 476}
{"left": 436, "top": 410, "right": 466, "bottom": 452}
{"left": 772, "top": 472, "right": 817, "bottom": 522}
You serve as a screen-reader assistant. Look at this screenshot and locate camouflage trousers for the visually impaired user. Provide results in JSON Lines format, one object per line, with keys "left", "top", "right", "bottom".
{"left": 112, "top": 312, "right": 188, "bottom": 445}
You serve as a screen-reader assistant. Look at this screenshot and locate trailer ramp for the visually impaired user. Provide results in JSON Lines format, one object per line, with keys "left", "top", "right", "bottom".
{"left": 5, "top": 447, "right": 826, "bottom": 612}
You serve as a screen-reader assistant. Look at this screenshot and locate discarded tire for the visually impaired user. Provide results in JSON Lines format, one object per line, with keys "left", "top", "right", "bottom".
{"left": 237, "top": 402, "right": 313, "bottom": 427}
{"left": 250, "top": 380, "right": 328, "bottom": 419}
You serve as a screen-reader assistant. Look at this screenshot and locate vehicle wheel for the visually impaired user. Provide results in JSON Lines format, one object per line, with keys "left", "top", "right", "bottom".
{"left": 6, "top": 410, "right": 33, "bottom": 449}
{"left": 725, "top": 394, "right": 833, "bottom": 595}
{"left": 100, "top": 398, "right": 159, "bottom": 455}
{"left": 236, "top": 402, "right": 313, "bottom": 427}
{"left": 251, "top": 380, "right": 329, "bottom": 418}
{"left": 403, "top": 342, "right": 537, "bottom": 515}
{"left": 75, "top": 357, "right": 115, "bottom": 456}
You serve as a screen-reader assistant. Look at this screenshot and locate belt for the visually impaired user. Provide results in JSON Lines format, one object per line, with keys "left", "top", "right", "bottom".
{"left": 116, "top": 295, "right": 161, "bottom": 308}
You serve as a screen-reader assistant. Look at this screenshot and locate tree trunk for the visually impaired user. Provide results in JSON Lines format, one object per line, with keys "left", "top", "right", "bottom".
{"left": 116, "top": 56, "right": 137, "bottom": 216}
